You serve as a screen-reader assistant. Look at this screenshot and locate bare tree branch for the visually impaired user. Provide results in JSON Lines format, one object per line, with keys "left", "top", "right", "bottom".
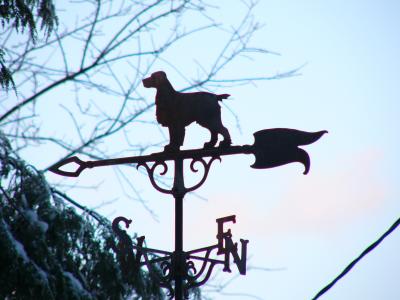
{"left": 1, "top": 0, "right": 298, "bottom": 227}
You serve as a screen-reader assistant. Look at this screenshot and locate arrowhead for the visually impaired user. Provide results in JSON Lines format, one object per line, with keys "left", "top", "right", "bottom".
{"left": 251, "top": 128, "right": 327, "bottom": 174}
{"left": 48, "top": 156, "right": 87, "bottom": 177}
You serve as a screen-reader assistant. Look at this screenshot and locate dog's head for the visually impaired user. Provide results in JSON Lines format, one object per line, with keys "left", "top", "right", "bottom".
{"left": 142, "top": 71, "right": 167, "bottom": 89}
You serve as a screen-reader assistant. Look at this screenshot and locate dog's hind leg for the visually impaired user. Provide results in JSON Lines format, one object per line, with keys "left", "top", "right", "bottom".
{"left": 204, "top": 129, "right": 218, "bottom": 149}
{"left": 218, "top": 125, "right": 231, "bottom": 148}
{"left": 201, "top": 117, "right": 231, "bottom": 149}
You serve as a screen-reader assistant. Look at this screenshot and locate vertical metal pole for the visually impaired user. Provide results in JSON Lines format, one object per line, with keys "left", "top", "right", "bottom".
{"left": 173, "top": 158, "right": 185, "bottom": 300}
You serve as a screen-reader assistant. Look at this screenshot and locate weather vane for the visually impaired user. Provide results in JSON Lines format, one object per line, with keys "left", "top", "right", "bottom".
{"left": 50, "top": 71, "right": 326, "bottom": 299}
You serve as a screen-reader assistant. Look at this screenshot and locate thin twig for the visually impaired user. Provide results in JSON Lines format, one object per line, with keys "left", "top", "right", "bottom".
{"left": 50, "top": 187, "right": 110, "bottom": 227}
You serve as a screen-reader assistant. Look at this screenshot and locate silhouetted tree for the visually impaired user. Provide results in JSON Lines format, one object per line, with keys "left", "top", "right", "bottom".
{"left": 0, "top": 132, "right": 167, "bottom": 299}
{"left": 0, "top": 0, "right": 58, "bottom": 89}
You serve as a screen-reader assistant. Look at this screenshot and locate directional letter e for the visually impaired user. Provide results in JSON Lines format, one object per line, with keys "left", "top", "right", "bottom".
{"left": 216, "top": 215, "right": 249, "bottom": 275}
{"left": 216, "top": 215, "right": 236, "bottom": 255}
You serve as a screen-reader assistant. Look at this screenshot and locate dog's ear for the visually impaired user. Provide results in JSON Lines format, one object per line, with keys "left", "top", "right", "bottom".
{"left": 153, "top": 71, "right": 167, "bottom": 86}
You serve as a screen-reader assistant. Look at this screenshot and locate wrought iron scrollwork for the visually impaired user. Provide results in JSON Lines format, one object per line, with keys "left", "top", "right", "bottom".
{"left": 140, "top": 247, "right": 174, "bottom": 298}
{"left": 111, "top": 213, "right": 249, "bottom": 299}
{"left": 161, "top": 260, "right": 173, "bottom": 279}
{"left": 185, "top": 156, "right": 221, "bottom": 193}
{"left": 186, "top": 261, "right": 217, "bottom": 292}
{"left": 112, "top": 216, "right": 175, "bottom": 298}
{"left": 137, "top": 161, "right": 173, "bottom": 194}
{"left": 185, "top": 260, "right": 197, "bottom": 276}
{"left": 137, "top": 156, "right": 221, "bottom": 195}
{"left": 184, "top": 245, "right": 222, "bottom": 292}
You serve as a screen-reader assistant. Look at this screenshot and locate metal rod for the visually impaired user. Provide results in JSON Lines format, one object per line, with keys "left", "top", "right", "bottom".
{"left": 186, "top": 244, "right": 218, "bottom": 254}
{"left": 187, "top": 255, "right": 224, "bottom": 264}
{"left": 132, "top": 245, "right": 172, "bottom": 256}
{"left": 173, "top": 158, "right": 185, "bottom": 300}
{"left": 48, "top": 145, "right": 253, "bottom": 177}
{"left": 88, "top": 145, "right": 253, "bottom": 168}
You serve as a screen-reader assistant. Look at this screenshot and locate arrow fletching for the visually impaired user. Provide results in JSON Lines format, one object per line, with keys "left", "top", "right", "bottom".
{"left": 251, "top": 128, "right": 327, "bottom": 174}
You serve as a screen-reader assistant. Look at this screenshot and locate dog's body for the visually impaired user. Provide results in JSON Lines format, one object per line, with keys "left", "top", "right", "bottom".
{"left": 143, "top": 71, "right": 231, "bottom": 151}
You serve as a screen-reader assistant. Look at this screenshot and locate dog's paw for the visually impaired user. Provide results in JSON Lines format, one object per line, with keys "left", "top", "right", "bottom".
{"left": 203, "top": 142, "right": 216, "bottom": 149}
{"left": 218, "top": 140, "right": 232, "bottom": 148}
{"left": 164, "top": 144, "right": 180, "bottom": 153}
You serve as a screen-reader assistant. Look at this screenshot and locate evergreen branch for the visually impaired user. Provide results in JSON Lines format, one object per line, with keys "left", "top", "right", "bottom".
{"left": 50, "top": 187, "right": 110, "bottom": 227}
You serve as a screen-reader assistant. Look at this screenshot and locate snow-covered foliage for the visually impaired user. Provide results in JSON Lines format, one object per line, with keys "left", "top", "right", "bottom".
{"left": 0, "top": 132, "right": 164, "bottom": 299}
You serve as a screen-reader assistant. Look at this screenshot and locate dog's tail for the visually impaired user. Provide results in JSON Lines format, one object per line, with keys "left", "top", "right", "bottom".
{"left": 216, "top": 94, "right": 230, "bottom": 101}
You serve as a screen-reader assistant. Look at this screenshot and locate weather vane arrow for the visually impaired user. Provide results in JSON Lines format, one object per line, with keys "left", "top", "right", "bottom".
{"left": 49, "top": 128, "right": 327, "bottom": 177}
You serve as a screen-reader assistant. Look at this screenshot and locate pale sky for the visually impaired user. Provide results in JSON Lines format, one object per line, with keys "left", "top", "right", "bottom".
{"left": 197, "top": 1, "right": 400, "bottom": 299}
{"left": 37, "top": 0, "right": 400, "bottom": 299}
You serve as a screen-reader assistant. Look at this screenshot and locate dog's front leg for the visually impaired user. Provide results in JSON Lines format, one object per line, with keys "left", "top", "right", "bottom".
{"left": 164, "top": 126, "right": 185, "bottom": 152}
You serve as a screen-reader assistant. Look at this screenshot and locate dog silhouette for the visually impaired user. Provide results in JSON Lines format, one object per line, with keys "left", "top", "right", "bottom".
{"left": 143, "top": 71, "right": 232, "bottom": 151}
